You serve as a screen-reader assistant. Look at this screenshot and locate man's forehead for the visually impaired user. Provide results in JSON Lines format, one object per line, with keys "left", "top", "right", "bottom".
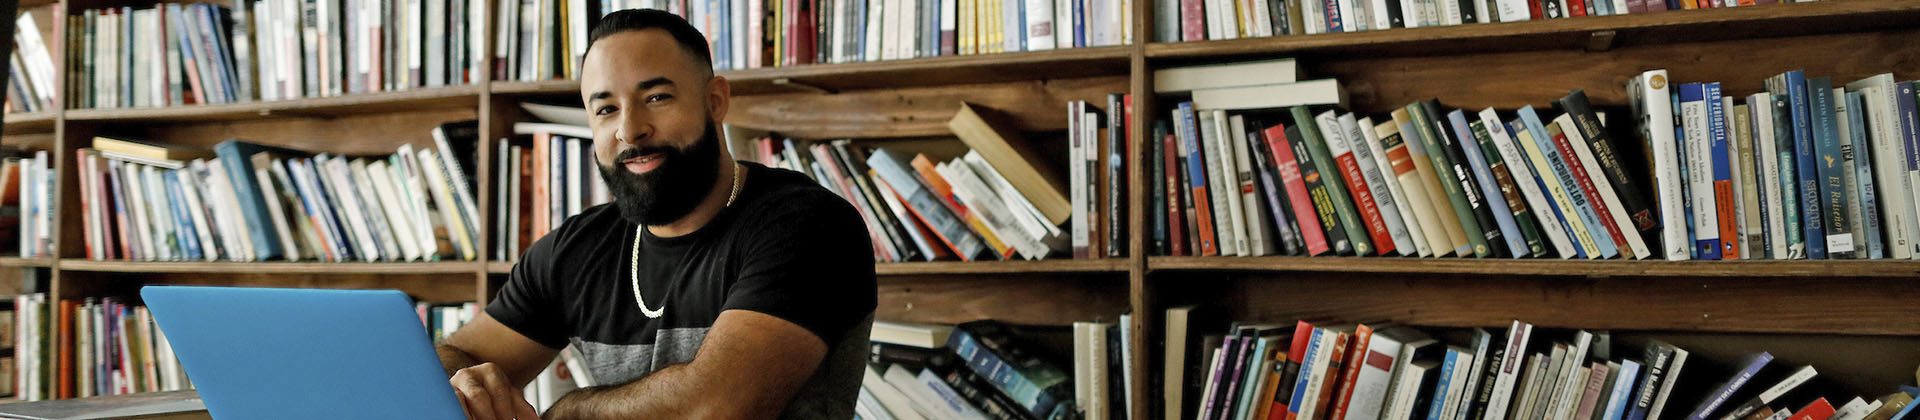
{"left": 580, "top": 31, "right": 703, "bottom": 99}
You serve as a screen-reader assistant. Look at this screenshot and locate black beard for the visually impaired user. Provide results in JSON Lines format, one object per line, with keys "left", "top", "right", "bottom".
{"left": 599, "top": 122, "right": 724, "bottom": 226}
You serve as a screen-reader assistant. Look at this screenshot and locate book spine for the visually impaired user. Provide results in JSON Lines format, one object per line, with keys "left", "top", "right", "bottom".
{"left": 1675, "top": 83, "right": 1719, "bottom": 260}
{"left": 1432, "top": 103, "right": 1506, "bottom": 258}
{"left": 1287, "top": 329, "right": 1325, "bottom": 420}
{"left": 1517, "top": 109, "right": 1595, "bottom": 258}
{"left": 1768, "top": 93, "right": 1803, "bottom": 258}
{"left": 1705, "top": 85, "right": 1741, "bottom": 260}
{"left": 1268, "top": 124, "right": 1333, "bottom": 256}
{"left": 949, "top": 328, "right": 1061, "bottom": 417}
{"left": 1379, "top": 120, "right": 1451, "bottom": 256}
{"left": 1483, "top": 110, "right": 1562, "bottom": 257}
{"left": 1111, "top": 94, "right": 1130, "bottom": 258}
{"left": 1154, "top": 123, "right": 1172, "bottom": 256}
{"left": 1429, "top": 351, "right": 1457, "bottom": 420}
{"left": 1324, "top": 112, "right": 1396, "bottom": 255}
{"left": 1296, "top": 106, "right": 1372, "bottom": 255}
{"left": 1626, "top": 347, "right": 1673, "bottom": 420}
{"left": 1899, "top": 82, "right": 1920, "bottom": 260}
{"left": 1178, "top": 103, "right": 1221, "bottom": 256}
{"left": 1454, "top": 111, "right": 1527, "bottom": 257}
{"left": 1328, "top": 326, "right": 1377, "bottom": 420}
{"left": 1786, "top": 72, "right": 1826, "bottom": 259}
{"left": 1562, "top": 91, "right": 1658, "bottom": 241}
{"left": 1293, "top": 124, "right": 1352, "bottom": 255}
{"left": 1251, "top": 128, "right": 1303, "bottom": 256}
{"left": 1408, "top": 103, "right": 1488, "bottom": 257}
{"left": 1810, "top": 78, "right": 1853, "bottom": 258}
{"left": 1846, "top": 92, "right": 1880, "bottom": 259}
{"left": 1167, "top": 131, "right": 1190, "bottom": 256}
{"left": 1548, "top": 120, "right": 1625, "bottom": 259}
{"left": 1689, "top": 354, "right": 1774, "bottom": 420}
{"left": 1204, "top": 111, "right": 1242, "bottom": 257}
{"left": 1349, "top": 116, "right": 1416, "bottom": 256}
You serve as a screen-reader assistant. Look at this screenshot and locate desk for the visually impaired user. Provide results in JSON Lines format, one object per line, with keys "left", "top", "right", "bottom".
{"left": 0, "top": 391, "right": 209, "bottom": 420}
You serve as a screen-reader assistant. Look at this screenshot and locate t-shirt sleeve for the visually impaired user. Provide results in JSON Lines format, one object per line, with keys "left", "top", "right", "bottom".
{"left": 485, "top": 229, "right": 574, "bottom": 349}
{"left": 723, "top": 192, "right": 878, "bottom": 345}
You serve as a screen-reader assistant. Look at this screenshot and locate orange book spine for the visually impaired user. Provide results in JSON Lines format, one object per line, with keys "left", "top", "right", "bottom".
{"left": 1311, "top": 333, "right": 1352, "bottom": 420}
{"left": 1715, "top": 180, "right": 1740, "bottom": 259}
{"left": 58, "top": 300, "right": 73, "bottom": 399}
{"left": 1326, "top": 325, "right": 1376, "bottom": 420}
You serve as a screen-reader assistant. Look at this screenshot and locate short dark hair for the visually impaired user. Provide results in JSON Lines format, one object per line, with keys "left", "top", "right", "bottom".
{"left": 586, "top": 9, "right": 713, "bottom": 71}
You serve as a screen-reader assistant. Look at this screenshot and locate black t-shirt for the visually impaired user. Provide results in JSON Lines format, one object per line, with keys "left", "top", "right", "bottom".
{"left": 487, "top": 161, "right": 876, "bottom": 419}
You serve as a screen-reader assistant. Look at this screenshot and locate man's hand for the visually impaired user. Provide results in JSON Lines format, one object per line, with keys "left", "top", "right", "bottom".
{"left": 451, "top": 362, "right": 543, "bottom": 420}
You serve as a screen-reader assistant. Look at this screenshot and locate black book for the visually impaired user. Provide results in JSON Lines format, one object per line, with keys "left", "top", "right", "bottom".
{"left": 1246, "top": 123, "right": 1303, "bottom": 256}
{"left": 1153, "top": 121, "right": 1171, "bottom": 256}
{"left": 929, "top": 353, "right": 1042, "bottom": 420}
{"left": 1421, "top": 100, "right": 1509, "bottom": 257}
{"left": 1108, "top": 324, "right": 1130, "bottom": 420}
{"left": 1289, "top": 124, "right": 1354, "bottom": 255}
{"left": 870, "top": 342, "right": 942, "bottom": 370}
{"left": 829, "top": 141, "right": 921, "bottom": 262}
{"left": 1108, "top": 94, "right": 1128, "bottom": 258}
{"left": 1467, "top": 345, "right": 1508, "bottom": 420}
{"left": 1559, "top": 90, "right": 1660, "bottom": 239}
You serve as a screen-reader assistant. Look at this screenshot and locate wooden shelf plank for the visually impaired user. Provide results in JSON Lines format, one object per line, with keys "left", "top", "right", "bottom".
{"left": 486, "top": 261, "right": 514, "bottom": 274}
{"left": 874, "top": 259, "right": 1131, "bottom": 276}
{"left": 64, "top": 86, "right": 483, "bottom": 123}
{"left": 3, "top": 112, "right": 56, "bottom": 134}
{"left": 56, "top": 260, "right": 484, "bottom": 274}
{"left": 1146, "top": 0, "right": 1920, "bottom": 60}
{"left": 0, "top": 257, "right": 55, "bottom": 268}
{"left": 491, "top": 46, "right": 1134, "bottom": 96}
{"left": 1148, "top": 256, "right": 1920, "bottom": 277}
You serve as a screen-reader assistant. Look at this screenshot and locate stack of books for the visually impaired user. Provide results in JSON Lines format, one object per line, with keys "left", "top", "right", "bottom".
{"left": 73, "top": 122, "right": 485, "bottom": 262}
{"left": 1152, "top": 0, "right": 1820, "bottom": 42}
{"left": 1165, "top": 307, "right": 1920, "bottom": 420}
{"left": 5, "top": 149, "right": 53, "bottom": 258}
{"left": 10, "top": 293, "right": 191, "bottom": 402}
{"left": 746, "top": 102, "right": 1096, "bottom": 262}
{"left": 7, "top": 14, "right": 58, "bottom": 113}
{"left": 1150, "top": 60, "right": 1920, "bottom": 261}
{"left": 67, "top": 0, "right": 488, "bottom": 109}
{"left": 498, "top": 0, "right": 1134, "bottom": 80}
{"left": 862, "top": 319, "right": 1135, "bottom": 420}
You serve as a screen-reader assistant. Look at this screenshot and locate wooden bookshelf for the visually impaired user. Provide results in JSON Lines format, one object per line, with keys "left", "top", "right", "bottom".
{"left": 0, "top": 0, "right": 1913, "bottom": 415}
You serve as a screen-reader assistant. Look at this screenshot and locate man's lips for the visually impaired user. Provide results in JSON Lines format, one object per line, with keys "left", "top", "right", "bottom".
{"left": 622, "top": 152, "right": 666, "bottom": 174}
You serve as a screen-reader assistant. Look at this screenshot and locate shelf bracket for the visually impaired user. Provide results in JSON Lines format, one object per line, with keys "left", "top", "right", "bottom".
{"left": 773, "top": 78, "right": 838, "bottom": 95}
{"left": 1587, "top": 30, "right": 1619, "bottom": 52}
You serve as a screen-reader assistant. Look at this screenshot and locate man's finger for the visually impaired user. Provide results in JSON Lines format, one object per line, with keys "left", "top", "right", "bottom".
{"left": 514, "top": 394, "right": 541, "bottom": 420}
{"left": 475, "top": 367, "right": 519, "bottom": 420}
{"left": 455, "top": 376, "right": 498, "bottom": 420}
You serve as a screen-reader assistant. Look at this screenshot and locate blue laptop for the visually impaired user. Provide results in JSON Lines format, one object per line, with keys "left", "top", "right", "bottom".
{"left": 141, "top": 286, "right": 467, "bottom": 420}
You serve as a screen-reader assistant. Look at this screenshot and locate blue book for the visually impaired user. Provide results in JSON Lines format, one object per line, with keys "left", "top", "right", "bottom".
{"left": 1810, "top": 77, "right": 1851, "bottom": 258}
{"left": 1451, "top": 110, "right": 1526, "bottom": 257}
{"left": 1177, "top": 102, "right": 1218, "bottom": 254}
{"left": 1769, "top": 93, "right": 1804, "bottom": 259}
{"left": 1520, "top": 106, "right": 1618, "bottom": 259}
{"left": 216, "top": 140, "right": 312, "bottom": 261}
{"left": 1073, "top": 0, "right": 1086, "bottom": 48}
{"left": 1785, "top": 71, "right": 1828, "bottom": 259}
{"left": 1289, "top": 329, "right": 1326, "bottom": 420}
{"left": 1900, "top": 82, "right": 1920, "bottom": 188}
{"left": 104, "top": 161, "right": 133, "bottom": 259}
{"left": 1428, "top": 349, "right": 1459, "bottom": 420}
{"left": 1707, "top": 83, "right": 1734, "bottom": 259}
{"left": 296, "top": 158, "right": 355, "bottom": 261}
{"left": 163, "top": 173, "right": 203, "bottom": 261}
{"left": 1679, "top": 83, "right": 1722, "bottom": 260}
{"left": 867, "top": 148, "right": 986, "bottom": 260}
{"left": 1234, "top": 336, "right": 1274, "bottom": 420}
{"left": 946, "top": 322, "right": 1070, "bottom": 419}
{"left": 1891, "top": 396, "right": 1920, "bottom": 420}
{"left": 1513, "top": 118, "right": 1585, "bottom": 259}
{"left": 281, "top": 159, "right": 344, "bottom": 261}
{"left": 1686, "top": 352, "right": 1774, "bottom": 420}
{"left": 1847, "top": 92, "right": 1883, "bottom": 259}
{"left": 1675, "top": 90, "right": 1698, "bottom": 259}
{"left": 1604, "top": 359, "right": 1643, "bottom": 420}
{"left": 198, "top": 4, "right": 239, "bottom": 103}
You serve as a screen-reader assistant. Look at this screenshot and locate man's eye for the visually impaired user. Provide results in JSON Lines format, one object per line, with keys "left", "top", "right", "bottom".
{"left": 596, "top": 106, "right": 616, "bottom": 116}
{"left": 647, "top": 94, "right": 672, "bottom": 103}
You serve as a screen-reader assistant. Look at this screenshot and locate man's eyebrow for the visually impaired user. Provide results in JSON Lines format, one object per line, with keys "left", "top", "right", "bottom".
{"left": 586, "top": 77, "right": 674, "bottom": 103}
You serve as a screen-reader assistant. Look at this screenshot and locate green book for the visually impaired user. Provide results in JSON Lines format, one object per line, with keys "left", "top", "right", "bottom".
{"left": 1406, "top": 102, "right": 1492, "bottom": 257}
{"left": 1470, "top": 118, "right": 1548, "bottom": 257}
{"left": 1292, "top": 106, "right": 1374, "bottom": 256}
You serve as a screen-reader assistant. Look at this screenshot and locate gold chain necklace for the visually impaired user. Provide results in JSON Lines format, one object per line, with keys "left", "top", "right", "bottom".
{"left": 630, "top": 162, "right": 742, "bottom": 318}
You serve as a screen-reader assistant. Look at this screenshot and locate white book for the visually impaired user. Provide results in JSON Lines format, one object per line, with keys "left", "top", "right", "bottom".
{"left": 1647, "top": 348, "right": 1690, "bottom": 420}
{"left": 1251, "top": 0, "right": 1275, "bottom": 36}
{"left": 1550, "top": 331, "right": 1594, "bottom": 420}
{"left": 1835, "top": 91, "right": 1864, "bottom": 258}
{"left": 1191, "top": 79, "right": 1347, "bottom": 111}
{"left": 1363, "top": 118, "right": 1435, "bottom": 257}
{"left": 883, "top": 364, "right": 973, "bottom": 420}
{"left": 863, "top": 0, "right": 884, "bottom": 60}
{"left": 863, "top": 367, "right": 930, "bottom": 420}
{"left": 1484, "top": 321, "right": 1533, "bottom": 420}
{"left": 1729, "top": 97, "right": 1759, "bottom": 259}
{"left": 1343, "top": 328, "right": 1414, "bottom": 420}
{"left": 1472, "top": 0, "right": 1491, "bottom": 23}
{"left": 1681, "top": 90, "right": 1722, "bottom": 254}
{"left": 350, "top": 159, "right": 404, "bottom": 261}
{"left": 1441, "top": 0, "right": 1462, "bottom": 25}
{"left": 205, "top": 161, "right": 257, "bottom": 261}
{"left": 1340, "top": 0, "right": 1362, "bottom": 31}
{"left": 1230, "top": 115, "right": 1273, "bottom": 256}
{"left": 1440, "top": 347, "right": 1474, "bottom": 420}
{"left": 1629, "top": 71, "right": 1690, "bottom": 260}
{"left": 1846, "top": 75, "right": 1919, "bottom": 259}
{"left": 1556, "top": 114, "right": 1653, "bottom": 259}
{"left": 1296, "top": 331, "right": 1340, "bottom": 420}
{"left": 1070, "top": 103, "right": 1090, "bottom": 256}
{"left": 1345, "top": 114, "right": 1414, "bottom": 256}
{"left": 942, "top": 160, "right": 1050, "bottom": 259}
{"left": 173, "top": 169, "right": 219, "bottom": 261}
{"left": 964, "top": 152, "right": 1066, "bottom": 241}
{"left": 1750, "top": 93, "right": 1786, "bottom": 259}
{"left": 1218, "top": 112, "right": 1254, "bottom": 256}
{"left": 118, "top": 162, "right": 152, "bottom": 260}
{"left": 395, "top": 145, "right": 441, "bottom": 260}
{"left": 1153, "top": 58, "right": 1300, "bottom": 93}
{"left": 368, "top": 161, "right": 423, "bottom": 261}
{"left": 1484, "top": 110, "right": 1574, "bottom": 258}
{"left": 881, "top": 0, "right": 902, "bottom": 59}
{"left": 1202, "top": 110, "right": 1243, "bottom": 256}
{"left": 1054, "top": 0, "right": 1074, "bottom": 49}
{"left": 141, "top": 166, "right": 179, "bottom": 260}
{"left": 255, "top": 0, "right": 278, "bottom": 100}
{"left": 323, "top": 157, "right": 384, "bottom": 261}
{"left": 565, "top": 137, "right": 582, "bottom": 215}
{"left": 506, "top": 145, "right": 524, "bottom": 258}
{"left": 1025, "top": 0, "right": 1056, "bottom": 50}
{"left": 268, "top": 160, "right": 321, "bottom": 261}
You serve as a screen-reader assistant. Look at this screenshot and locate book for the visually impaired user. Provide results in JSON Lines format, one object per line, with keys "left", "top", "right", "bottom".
{"left": 1429, "top": 102, "right": 1504, "bottom": 257}
{"left": 1521, "top": 107, "right": 1612, "bottom": 259}
{"left": 1154, "top": 58, "right": 1301, "bottom": 93}
{"left": 1629, "top": 71, "right": 1691, "bottom": 260}
{"left": 1718, "top": 366, "right": 1817, "bottom": 420}
{"left": 1294, "top": 106, "right": 1372, "bottom": 255}
{"left": 1266, "top": 122, "right": 1332, "bottom": 256}
{"left": 1846, "top": 74, "right": 1917, "bottom": 260}
{"left": 1192, "top": 79, "right": 1348, "bottom": 112}
{"left": 950, "top": 103, "right": 1072, "bottom": 227}
{"left": 948, "top": 321, "right": 1072, "bottom": 419}
{"left": 1686, "top": 353, "right": 1774, "bottom": 420}
{"left": 1406, "top": 102, "right": 1486, "bottom": 257}
{"left": 1324, "top": 111, "right": 1396, "bottom": 256}
{"left": 1454, "top": 110, "right": 1526, "bottom": 257}
{"left": 1394, "top": 108, "right": 1471, "bottom": 256}
{"left": 1178, "top": 103, "right": 1223, "bottom": 256}
{"left": 1484, "top": 109, "right": 1571, "bottom": 257}
{"left": 1557, "top": 112, "right": 1652, "bottom": 259}
{"left": 1360, "top": 117, "right": 1432, "bottom": 257}
{"left": 1202, "top": 110, "right": 1242, "bottom": 257}
{"left": 1778, "top": 71, "right": 1827, "bottom": 259}
{"left": 1645, "top": 342, "right": 1691, "bottom": 420}
{"left": 1560, "top": 91, "right": 1659, "bottom": 241}
{"left": 1843, "top": 92, "right": 1881, "bottom": 259}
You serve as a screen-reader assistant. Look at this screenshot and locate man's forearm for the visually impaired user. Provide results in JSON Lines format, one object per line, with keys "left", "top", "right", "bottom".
{"left": 437, "top": 343, "right": 483, "bottom": 376}
{"left": 544, "top": 364, "right": 757, "bottom": 420}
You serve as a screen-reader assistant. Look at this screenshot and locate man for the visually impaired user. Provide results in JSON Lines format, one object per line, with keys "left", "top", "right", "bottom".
{"left": 435, "top": 9, "right": 877, "bottom": 420}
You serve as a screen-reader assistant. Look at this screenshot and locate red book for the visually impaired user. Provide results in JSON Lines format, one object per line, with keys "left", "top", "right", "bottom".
{"left": 1181, "top": 0, "right": 1206, "bottom": 41}
{"left": 1325, "top": 324, "right": 1377, "bottom": 420}
{"left": 795, "top": 0, "right": 817, "bottom": 65}
{"left": 1264, "top": 124, "right": 1332, "bottom": 256}
{"left": 1332, "top": 143, "right": 1395, "bottom": 256}
{"left": 1568, "top": 0, "right": 1589, "bottom": 16}
{"left": 1165, "top": 133, "right": 1189, "bottom": 256}
{"left": 1311, "top": 330, "right": 1353, "bottom": 420}
{"left": 1275, "top": 321, "right": 1319, "bottom": 420}
{"left": 1530, "top": 0, "right": 1545, "bottom": 19}
{"left": 58, "top": 300, "right": 72, "bottom": 399}
{"left": 1549, "top": 129, "right": 1632, "bottom": 258}
{"left": 1790, "top": 398, "right": 1837, "bottom": 420}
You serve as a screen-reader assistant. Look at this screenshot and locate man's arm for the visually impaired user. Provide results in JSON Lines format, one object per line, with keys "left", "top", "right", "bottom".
{"left": 440, "top": 312, "right": 563, "bottom": 420}
{"left": 543, "top": 309, "right": 831, "bottom": 420}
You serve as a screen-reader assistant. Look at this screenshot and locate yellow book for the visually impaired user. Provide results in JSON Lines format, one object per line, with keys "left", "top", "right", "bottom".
{"left": 1524, "top": 122, "right": 1601, "bottom": 258}
{"left": 92, "top": 137, "right": 207, "bottom": 162}
{"left": 1392, "top": 108, "right": 1472, "bottom": 255}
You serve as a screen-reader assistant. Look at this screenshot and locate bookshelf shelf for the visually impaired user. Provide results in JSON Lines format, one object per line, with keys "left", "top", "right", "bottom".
{"left": 1144, "top": 0, "right": 1920, "bottom": 60}
{"left": 485, "top": 261, "right": 513, "bottom": 274}
{"left": 0, "top": 257, "right": 54, "bottom": 268}
{"left": 63, "top": 85, "right": 484, "bottom": 123}
{"left": 54, "top": 259, "right": 484, "bottom": 274}
{"left": 873, "top": 259, "right": 1132, "bottom": 276}
{"left": 1147, "top": 256, "right": 1920, "bottom": 277}
{"left": 490, "top": 46, "right": 1135, "bottom": 97}
{"left": 3, "top": 112, "right": 55, "bottom": 133}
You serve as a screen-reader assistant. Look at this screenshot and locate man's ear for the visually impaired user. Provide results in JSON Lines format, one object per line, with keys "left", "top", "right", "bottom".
{"left": 707, "top": 75, "right": 732, "bottom": 124}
